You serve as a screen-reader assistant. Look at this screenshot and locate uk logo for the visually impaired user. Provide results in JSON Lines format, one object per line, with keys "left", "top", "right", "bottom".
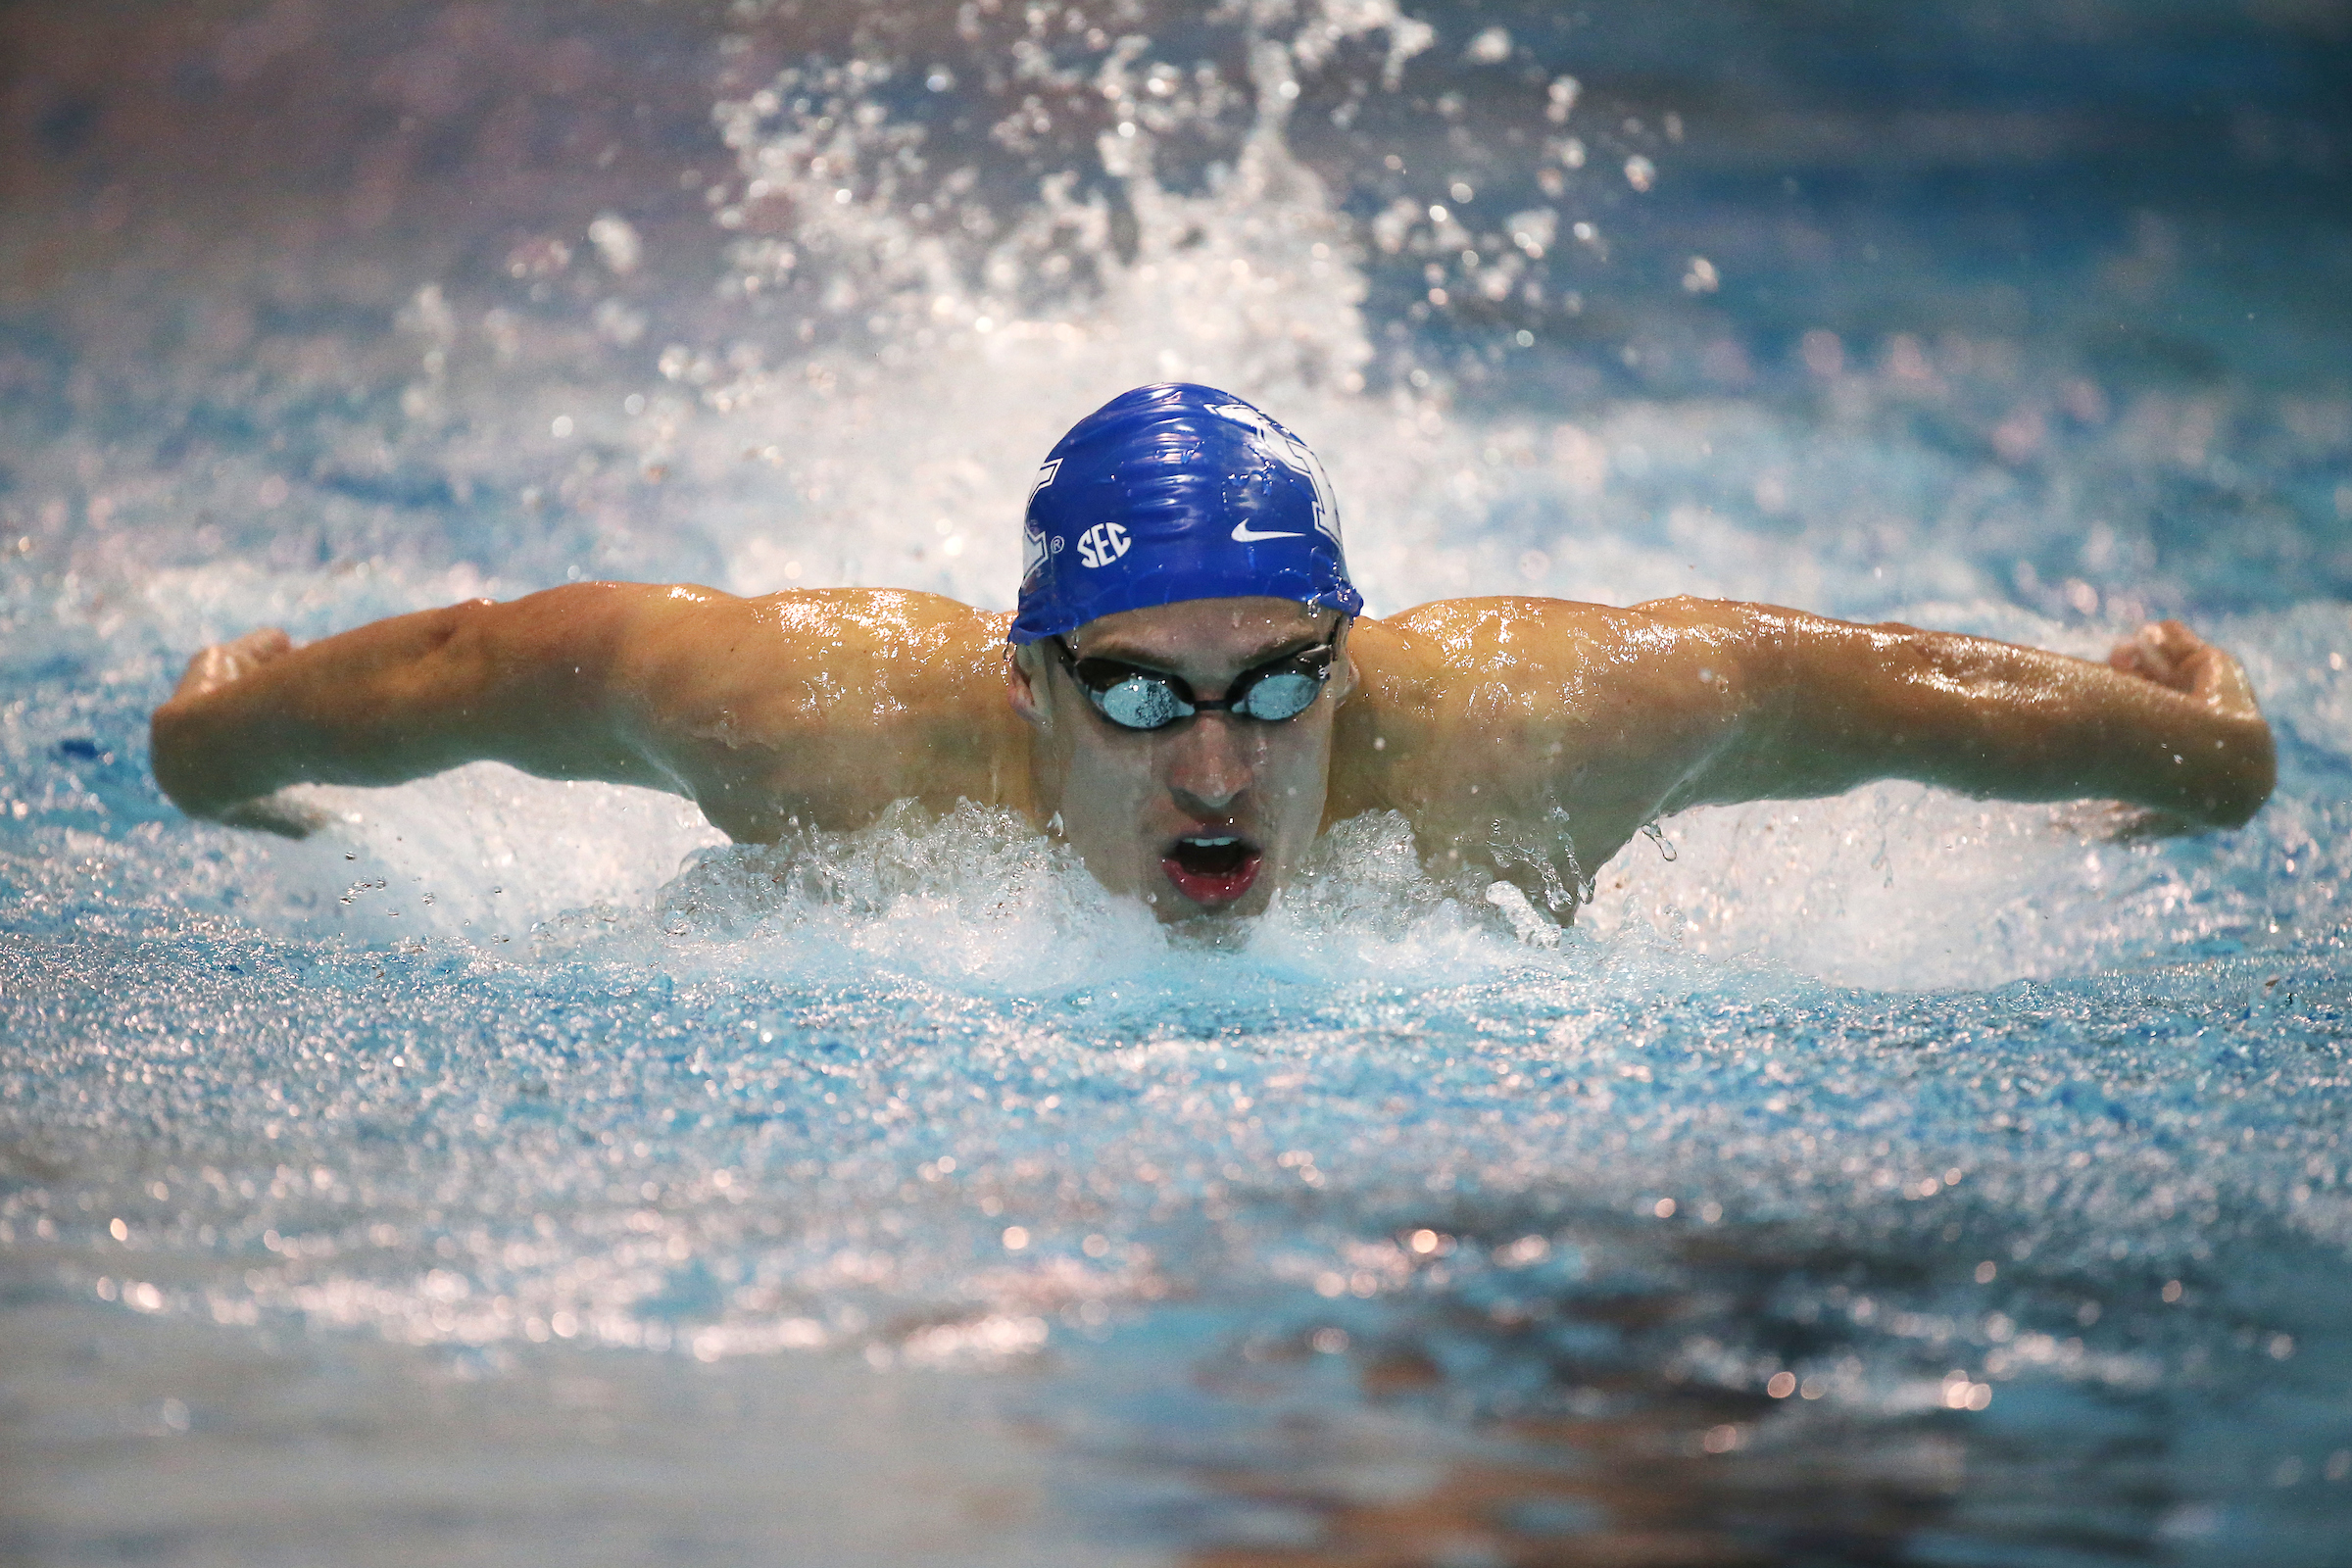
{"left": 1021, "top": 460, "right": 1064, "bottom": 581}
{"left": 1076, "top": 521, "right": 1131, "bottom": 568}
{"left": 1206, "top": 402, "right": 1343, "bottom": 544}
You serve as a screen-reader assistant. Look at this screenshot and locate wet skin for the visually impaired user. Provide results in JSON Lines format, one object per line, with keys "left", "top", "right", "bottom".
{"left": 152, "top": 585, "right": 2276, "bottom": 924}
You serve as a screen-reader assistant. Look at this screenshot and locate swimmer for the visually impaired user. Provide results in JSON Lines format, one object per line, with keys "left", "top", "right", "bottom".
{"left": 151, "top": 382, "right": 2275, "bottom": 923}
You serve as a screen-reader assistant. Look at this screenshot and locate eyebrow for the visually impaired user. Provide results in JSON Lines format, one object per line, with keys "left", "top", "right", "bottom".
{"left": 1074, "top": 623, "right": 1336, "bottom": 671}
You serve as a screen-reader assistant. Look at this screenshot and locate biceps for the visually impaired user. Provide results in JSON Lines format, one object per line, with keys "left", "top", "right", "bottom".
{"left": 413, "top": 589, "right": 681, "bottom": 789}
{"left": 1623, "top": 616, "right": 1851, "bottom": 808}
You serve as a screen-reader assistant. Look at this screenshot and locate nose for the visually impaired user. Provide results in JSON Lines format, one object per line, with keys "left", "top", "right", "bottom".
{"left": 1165, "top": 711, "right": 1255, "bottom": 813}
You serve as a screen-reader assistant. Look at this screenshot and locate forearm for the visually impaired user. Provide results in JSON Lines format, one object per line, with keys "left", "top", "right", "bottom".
{"left": 1762, "top": 615, "right": 2274, "bottom": 825}
{"left": 150, "top": 589, "right": 667, "bottom": 817}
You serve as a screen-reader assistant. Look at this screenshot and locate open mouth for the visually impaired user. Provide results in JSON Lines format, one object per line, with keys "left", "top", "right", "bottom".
{"left": 1161, "top": 833, "right": 1264, "bottom": 907}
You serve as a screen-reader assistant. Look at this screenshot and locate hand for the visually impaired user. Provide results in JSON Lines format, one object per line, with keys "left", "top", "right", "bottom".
{"left": 2107, "top": 619, "right": 2258, "bottom": 715}
{"left": 171, "top": 626, "right": 293, "bottom": 705}
{"left": 2103, "top": 618, "right": 2273, "bottom": 827}
{"left": 155, "top": 627, "right": 328, "bottom": 837}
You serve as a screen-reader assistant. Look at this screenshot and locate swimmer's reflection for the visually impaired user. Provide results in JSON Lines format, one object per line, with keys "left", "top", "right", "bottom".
{"left": 1167, "top": 1335, "right": 1932, "bottom": 1564}
{"left": 1113, "top": 1225, "right": 2174, "bottom": 1568}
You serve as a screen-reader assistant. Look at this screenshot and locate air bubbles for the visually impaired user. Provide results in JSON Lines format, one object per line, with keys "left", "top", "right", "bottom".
{"left": 505, "top": 236, "right": 571, "bottom": 279}
{"left": 587, "top": 213, "right": 642, "bottom": 275}
{"left": 1464, "top": 26, "right": 1511, "bottom": 65}
{"left": 1941, "top": 1372, "right": 1993, "bottom": 1411}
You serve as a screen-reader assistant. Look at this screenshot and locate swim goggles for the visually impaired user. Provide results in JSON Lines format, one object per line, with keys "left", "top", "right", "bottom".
{"left": 1051, "top": 629, "right": 1341, "bottom": 731}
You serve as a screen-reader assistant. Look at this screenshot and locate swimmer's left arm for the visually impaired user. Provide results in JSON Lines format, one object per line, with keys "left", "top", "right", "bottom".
{"left": 1669, "top": 601, "right": 2275, "bottom": 828}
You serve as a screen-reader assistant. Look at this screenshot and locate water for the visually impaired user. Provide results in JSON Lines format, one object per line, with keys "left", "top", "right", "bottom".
{"left": 5, "top": 1, "right": 2351, "bottom": 1561}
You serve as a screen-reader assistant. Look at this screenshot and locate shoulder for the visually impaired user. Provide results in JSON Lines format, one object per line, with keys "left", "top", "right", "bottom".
{"left": 1329, "top": 596, "right": 1771, "bottom": 812}
{"left": 612, "top": 585, "right": 1022, "bottom": 836}
{"left": 618, "top": 586, "right": 1005, "bottom": 692}
{"left": 1367, "top": 595, "right": 1755, "bottom": 661}
{"left": 1351, "top": 596, "right": 1690, "bottom": 708}
{"left": 1372, "top": 595, "right": 1626, "bottom": 657}
{"left": 1331, "top": 598, "right": 1637, "bottom": 820}
{"left": 597, "top": 583, "right": 1011, "bottom": 751}
{"left": 753, "top": 592, "right": 1011, "bottom": 658}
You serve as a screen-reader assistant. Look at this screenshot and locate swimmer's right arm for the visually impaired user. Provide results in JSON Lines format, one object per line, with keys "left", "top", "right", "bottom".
{"left": 151, "top": 584, "right": 1023, "bottom": 840}
{"left": 150, "top": 585, "right": 689, "bottom": 834}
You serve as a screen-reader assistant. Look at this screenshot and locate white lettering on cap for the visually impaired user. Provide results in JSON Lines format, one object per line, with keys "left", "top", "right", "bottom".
{"left": 1077, "top": 521, "right": 1131, "bottom": 568}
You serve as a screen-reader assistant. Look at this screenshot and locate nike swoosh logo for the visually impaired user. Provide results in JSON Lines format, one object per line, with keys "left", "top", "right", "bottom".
{"left": 1230, "top": 522, "right": 1303, "bottom": 542}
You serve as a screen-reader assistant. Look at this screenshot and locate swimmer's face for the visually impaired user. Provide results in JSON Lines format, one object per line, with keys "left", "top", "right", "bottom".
{"left": 1008, "top": 597, "right": 1354, "bottom": 922}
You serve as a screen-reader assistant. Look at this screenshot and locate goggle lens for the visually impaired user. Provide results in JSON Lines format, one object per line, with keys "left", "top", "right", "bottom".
{"left": 1098, "top": 676, "right": 1190, "bottom": 730}
{"left": 1233, "top": 668, "right": 1321, "bottom": 721}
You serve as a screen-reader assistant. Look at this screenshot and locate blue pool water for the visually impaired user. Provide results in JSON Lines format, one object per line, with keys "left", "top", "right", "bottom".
{"left": 4, "top": 2, "right": 2351, "bottom": 1562}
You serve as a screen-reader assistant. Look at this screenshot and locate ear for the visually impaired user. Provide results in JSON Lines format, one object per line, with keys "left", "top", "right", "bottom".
{"left": 1004, "top": 643, "right": 1051, "bottom": 731}
{"left": 1329, "top": 618, "right": 1360, "bottom": 705}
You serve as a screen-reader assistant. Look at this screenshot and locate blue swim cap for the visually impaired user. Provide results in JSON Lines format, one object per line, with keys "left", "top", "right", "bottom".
{"left": 1008, "top": 383, "right": 1363, "bottom": 644}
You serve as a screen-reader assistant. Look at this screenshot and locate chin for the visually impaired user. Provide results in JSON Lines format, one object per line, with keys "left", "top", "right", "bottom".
{"left": 1152, "top": 890, "right": 1276, "bottom": 926}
